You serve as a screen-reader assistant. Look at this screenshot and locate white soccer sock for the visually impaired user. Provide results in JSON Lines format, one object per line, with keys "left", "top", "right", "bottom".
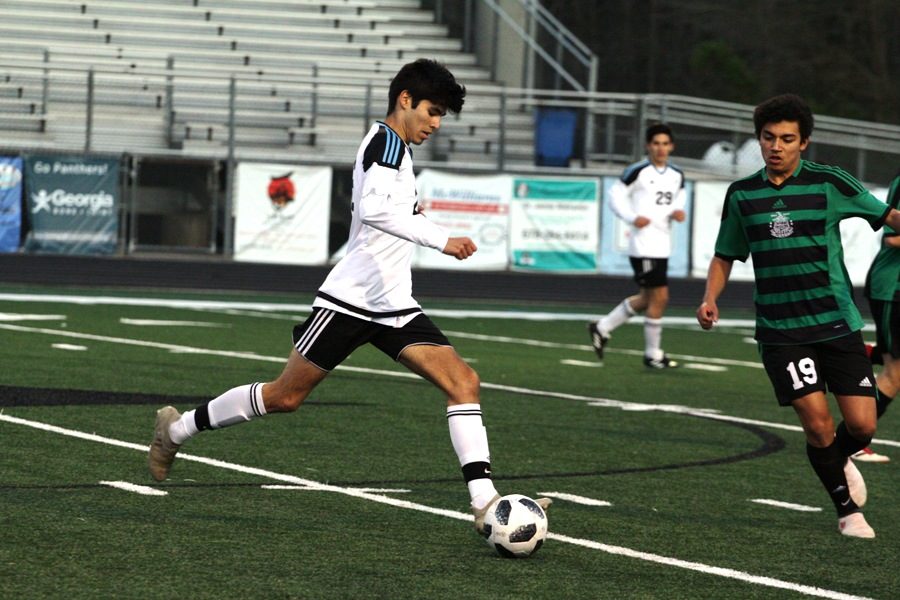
{"left": 469, "top": 480, "right": 499, "bottom": 510}
{"left": 599, "top": 298, "right": 636, "bottom": 335}
{"left": 644, "top": 317, "right": 663, "bottom": 360}
{"left": 447, "top": 403, "right": 498, "bottom": 507}
{"left": 169, "top": 409, "right": 199, "bottom": 445}
{"left": 169, "top": 382, "right": 267, "bottom": 444}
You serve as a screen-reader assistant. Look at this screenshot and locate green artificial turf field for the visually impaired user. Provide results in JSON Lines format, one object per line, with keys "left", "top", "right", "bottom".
{"left": 1, "top": 287, "right": 897, "bottom": 599}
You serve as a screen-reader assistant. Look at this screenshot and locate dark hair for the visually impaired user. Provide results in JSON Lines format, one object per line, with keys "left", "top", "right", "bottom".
{"left": 753, "top": 94, "right": 814, "bottom": 140}
{"left": 645, "top": 123, "right": 673, "bottom": 143}
{"left": 387, "top": 58, "right": 466, "bottom": 116}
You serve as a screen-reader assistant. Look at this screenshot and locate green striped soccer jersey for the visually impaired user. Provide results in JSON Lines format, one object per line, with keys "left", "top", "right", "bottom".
{"left": 714, "top": 160, "right": 891, "bottom": 344}
{"left": 865, "top": 174, "right": 900, "bottom": 302}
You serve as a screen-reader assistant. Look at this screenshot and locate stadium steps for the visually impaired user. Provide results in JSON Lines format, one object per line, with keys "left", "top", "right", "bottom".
{"left": 0, "top": 0, "right": 533, "bottom": 168}
{"left": 0, "top": 10, "right": 459, "bottom": 52}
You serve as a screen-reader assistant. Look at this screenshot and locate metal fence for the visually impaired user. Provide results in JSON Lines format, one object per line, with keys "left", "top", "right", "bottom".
{"left": 2, "top": 59, "right": 899, "bottom": 186}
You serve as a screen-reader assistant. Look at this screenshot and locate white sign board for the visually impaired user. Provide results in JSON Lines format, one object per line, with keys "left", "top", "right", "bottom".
{"left": 234, "top": 163, "right": 332, "bottom": 264}
{"left": 413, "top": 169, "right": 511, "bottom": 270}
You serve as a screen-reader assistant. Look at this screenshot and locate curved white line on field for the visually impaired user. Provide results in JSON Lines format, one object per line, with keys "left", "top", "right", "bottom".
{"left": 0, "top": 413, "right": 874, "bottom": 600}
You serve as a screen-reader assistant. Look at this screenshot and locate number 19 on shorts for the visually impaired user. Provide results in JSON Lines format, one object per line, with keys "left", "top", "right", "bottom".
{"left": 786, "top": 357, "right": 818, "bottom": 390}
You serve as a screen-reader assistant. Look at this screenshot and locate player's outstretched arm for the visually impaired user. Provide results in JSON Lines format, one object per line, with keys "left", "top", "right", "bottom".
{"left": 697, "top": 256, "right": 733, "bottom": 330}
{"left": 443, "top": 236, "right": 478, "bottom": 260}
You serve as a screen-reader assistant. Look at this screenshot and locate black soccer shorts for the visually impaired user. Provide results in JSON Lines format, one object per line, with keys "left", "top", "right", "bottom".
{"left": 291, "top": 308, "right": 451, "bottom": 371}
{"left": 868, "top": 298, "right": 900, "bottom": 359}
{"left": 759, "top": 331, "right": 878, "bottom": 406}
{"left": 629, "top": 257, "right": 668, "bottom": 288}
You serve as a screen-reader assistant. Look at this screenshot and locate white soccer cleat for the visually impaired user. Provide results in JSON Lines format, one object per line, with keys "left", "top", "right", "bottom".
{"left": 851, "top": 447, "right": 890, "bottom": 463}
{"left": 843, "top": 458, "right": 867, "bottom": 508}
{"left": 148, "top": 406, "right": 182, "bottom": 482}
{"left": 838, "top": 512, "right": 875, "bottom": 539}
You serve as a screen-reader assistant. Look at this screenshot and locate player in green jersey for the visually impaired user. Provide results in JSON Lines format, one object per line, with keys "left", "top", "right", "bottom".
{"left": 696, "top": 94, "right": 900, "bottom": 539}
{"left": 853, "top": 173, "right": 900, "bottom": 463}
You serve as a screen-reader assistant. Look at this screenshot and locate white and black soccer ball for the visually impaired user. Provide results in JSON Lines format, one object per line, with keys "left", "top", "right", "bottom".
{"left": 483, "top": 494, "right": 548, "bottom": 558}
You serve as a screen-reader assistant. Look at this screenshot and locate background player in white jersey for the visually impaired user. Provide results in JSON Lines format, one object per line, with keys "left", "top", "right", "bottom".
{"left": 148, "top": 58, "right": 549, "bottom": 535}
{"left": 589, "top": 123, "right": 686, "bottom": 368}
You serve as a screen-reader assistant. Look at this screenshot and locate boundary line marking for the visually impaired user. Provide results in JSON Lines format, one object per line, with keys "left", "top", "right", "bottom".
{"left": 538, "top": 492, "right": 612, "bottom": 507}
{"left": 0, "top": 412, "right": 873, "bottom": 600}
{"left": 2, "top": 321, "right": 897, "bottom": 451}
{"left": 100, "top": 480, "right": 168, "bottom": 496}
{"left": 750, "top": 499, "right": 822, "bottom": 512}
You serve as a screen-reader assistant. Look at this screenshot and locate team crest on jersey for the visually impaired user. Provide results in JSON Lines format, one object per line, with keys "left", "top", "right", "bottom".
{"left": 769, "top": 211, "right": 794, "bottom": 238}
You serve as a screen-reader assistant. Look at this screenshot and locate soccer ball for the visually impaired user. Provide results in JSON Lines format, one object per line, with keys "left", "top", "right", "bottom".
{"left": 483, "top": 494, "right": 548, "bottom": 558}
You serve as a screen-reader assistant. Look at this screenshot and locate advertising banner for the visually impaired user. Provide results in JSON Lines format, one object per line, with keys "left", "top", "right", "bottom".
{"left": 690, "top": 181, "right": 755, "bottom": 281}
{"left": 413, "top": 169, "right": 511, "bottom": 270}
{"left": 0, "top": 157, "right": 23, "bottom": 252}
{"left": 509, "top": 177, "right": 599, "bottom": 271}
{"left": 234, "top": 162, "right": 332, "bottom": 264}
{"left": 24, "top": 155, "right": 119, "bottom": 254}
{"left": 597, "top": 176, "right": 692, "bottom": 278}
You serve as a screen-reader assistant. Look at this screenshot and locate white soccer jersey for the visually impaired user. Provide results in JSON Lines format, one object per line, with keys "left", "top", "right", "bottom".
{"left": 314, "top": 122, "right": 449, "bottom": 326}
{"left": 608, "top": 160, "right": 686, "bottom": 258}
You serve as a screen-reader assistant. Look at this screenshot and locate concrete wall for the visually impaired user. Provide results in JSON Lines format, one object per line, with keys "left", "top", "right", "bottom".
{"left": 474, "top": 0, "right": 527, "bottom": 88}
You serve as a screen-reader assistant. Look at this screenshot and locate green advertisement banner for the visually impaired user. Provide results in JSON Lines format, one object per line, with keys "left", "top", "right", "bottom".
{"left": 509, "top": 177, "right": 599, "bottom": 271}
{"left": 24, "top": 155, "right": 119, "bottom": 255}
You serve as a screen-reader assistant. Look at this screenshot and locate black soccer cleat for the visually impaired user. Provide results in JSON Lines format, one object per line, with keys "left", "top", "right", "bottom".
{"left": 643, "top": 354, "right": 679, "bottom": 369}
{"left": 587, "top": 321, "right": 609, "bottom": 360}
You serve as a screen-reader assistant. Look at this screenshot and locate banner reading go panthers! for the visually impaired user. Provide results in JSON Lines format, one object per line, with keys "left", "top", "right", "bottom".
{"left": 0, "top": 156, "right": 23, "bottom": 252}
{"left": 234, "top": 162, "right": 332, "bottom": 264}
{"left": 24, "top": 155, "right": 119, "bottom": 255}
{"left": 509, "top": 177, "right": 599, "bottom": 271}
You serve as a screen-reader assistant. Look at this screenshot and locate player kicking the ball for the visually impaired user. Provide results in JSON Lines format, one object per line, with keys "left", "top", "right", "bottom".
{"left": 148, "top": 58, "right": 549, "bottom": 535}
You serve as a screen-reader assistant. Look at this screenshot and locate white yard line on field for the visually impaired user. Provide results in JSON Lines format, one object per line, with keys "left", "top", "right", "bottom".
{"left": 0, "top": 313, "right": 66, "bottom": 322}
{"left": 537, "top": 492, "right": 612, "bottom": 507}
{"left": 120, "top": 318, "right": 230, "bottom": 328}
{"left": 444, "top": 330, "right": 764, "bottom": 369}
{"left": 99, "top": 480, "right": 169, "bottom": 496}
{"left": 0, "top": 292, "right": 879, "bottom": 336}
{"left": 51, "top": 343, "right": 88, "bottom": 351}
{"left": 560, "top": 359, "right": 603, "bottom": 368}
{"left": 750, "top": 499, "right": 822, "bottom": 512}
{"left": 0, "top": 292, "right": 755, "bottom": 328}
{"left": 0, "top": 412, "right": 873, "bottom": 600}
{"left": 683, "top": 363, "right": 729, "bottom": 372}
{"left": 261, "top": 485, "right": 411, "bottom": 494}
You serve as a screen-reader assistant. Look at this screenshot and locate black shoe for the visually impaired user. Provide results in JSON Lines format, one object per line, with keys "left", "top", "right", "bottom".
{"left": 587, "top": 321, "right": 609, "bottom": 360}
{"left": 643, "top": 354, "right": 678, "bottom": 369}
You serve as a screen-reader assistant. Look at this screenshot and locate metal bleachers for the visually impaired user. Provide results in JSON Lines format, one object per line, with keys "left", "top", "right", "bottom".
{"left": 0, "top": 0, "right": 526, "bottom": 166}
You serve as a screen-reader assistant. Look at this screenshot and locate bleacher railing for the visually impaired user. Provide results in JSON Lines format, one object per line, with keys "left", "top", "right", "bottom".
{"left": 1, "top": 58, "right": 899, "bottom": 186}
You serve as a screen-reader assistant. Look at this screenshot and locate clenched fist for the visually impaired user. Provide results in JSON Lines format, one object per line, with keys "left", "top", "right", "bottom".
{"left": 443, "top": 237, "right": 478, "bottom": 260}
